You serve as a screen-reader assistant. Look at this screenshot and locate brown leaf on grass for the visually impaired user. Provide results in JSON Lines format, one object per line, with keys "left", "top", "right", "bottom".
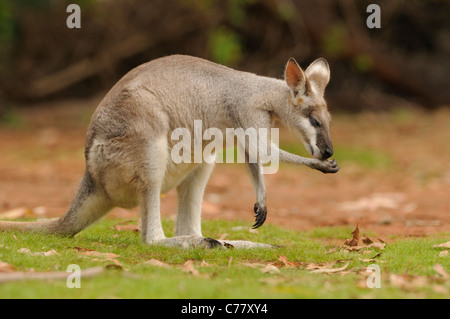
{"left": 433, "top": 242, "right": 450, "bottom": 249}
{"left": 240, "top": 262, "right": 279, "bottom": 274}
{"left": 433, "top": 264, "right": 449, "bottom": 279}
{"left": 0, "top": 207, "right": 35, "bottom": 219}
{"left": 310, "top": 262, "right": 350, "bottom": 274}
{"left": 359, "top": 258, "right": 376, "bottom": 263}
{"left": 114, "top": 224, "right": 140, "bottom": 232}
{"left": 17, "top": 248, "right": 32, "bottom": 255}
{"left": 218, "top": 233, "right": 228, "bottom": 240}
{"left": 73, "top": 246, "right": 95, "bottom": 252}
{"left": 75, "top": 247, "right": 121, "bottom": 266}
{"left": 227, "top": 256, "right": 233, "bottom": 269}
{"left": 359, "top": 253, "right": 383, "bottom": 263}
{"left": 388, "top": 274, "right": 430, "bottom": 290}
{"left": 345, "top": 242, "right": 386, "bottom": 251}
{"left": 344, "top": 220, "right": 361, "bottom": 247}
{"left": 261, "top": 264, "right": 280, "bottom": 274}
{"left": 144, "top": 259, "right": 170, "bottom": 268}
{"left": 182, "top": 260, "right": 200, "bottom": 276}
{"left": 241, "top": 262, "right": 266, "bottom": 269}
{"left": 43, "top": 249, "right": 58, "bottom": 256}
{"left": 181, "top": 260, "right": 209, "bottom": 278}
{"left": 362, "top": 237, "right": 374, "bottom": 245}
{"left": 278, "top": 256, "right": 304, "bottom": 268}
{"left": 438, "top": 250, "right": 448, "bottom": 257}
{"left": 91, "top": 258, "right": 122, "bottom": 267}
{"left": 112, "top": 220, "right": 140, "bottom": 232}
{"left": 0, "top": 260, "right": 16, "bottom": 273}
{"left": 79, "top": 250, "right": 120, "bottom": 259}
{"left": 17, "top": 248, "right": 58, "bottom": 256}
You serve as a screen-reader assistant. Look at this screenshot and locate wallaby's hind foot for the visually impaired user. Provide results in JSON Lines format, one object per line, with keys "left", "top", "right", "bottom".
{"left": 150, "top": 236, "right": 223, "bottom": 249}
{"left": 148, "top": 236, "right": 274, "bottom": 249}
{"left": 219, "top": 240, "right": 275, "bottom": 249}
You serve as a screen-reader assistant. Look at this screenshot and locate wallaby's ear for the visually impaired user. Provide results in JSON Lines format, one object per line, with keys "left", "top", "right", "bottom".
{"left": 285, "top": 57, "right": 307, "bottom": 97}
{"left": 305, "top": 58, "right": 330, "bottom": 95}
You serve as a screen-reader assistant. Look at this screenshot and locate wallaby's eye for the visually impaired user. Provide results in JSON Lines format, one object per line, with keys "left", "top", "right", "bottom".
{"left": 309, "top": 116, "right": 321, "bottom": 128}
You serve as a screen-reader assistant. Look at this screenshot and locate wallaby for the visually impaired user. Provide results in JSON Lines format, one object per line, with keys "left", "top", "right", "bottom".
{"left": 0, "top": 55, "right": 338, "bottom": 248}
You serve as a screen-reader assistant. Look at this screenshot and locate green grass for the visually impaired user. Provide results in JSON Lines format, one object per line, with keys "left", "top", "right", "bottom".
{"left": 0, "top": 219, "right": 448, "bottom": 298}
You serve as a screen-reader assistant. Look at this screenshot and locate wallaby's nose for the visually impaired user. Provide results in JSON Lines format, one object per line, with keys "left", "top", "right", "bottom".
{"left": 323, "top": 147, "right": 334, "bottom": 159}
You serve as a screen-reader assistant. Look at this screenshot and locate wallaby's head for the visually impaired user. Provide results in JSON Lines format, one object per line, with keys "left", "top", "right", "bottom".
{"left": 283, "top": 57, "right": 334, "bottom": 161}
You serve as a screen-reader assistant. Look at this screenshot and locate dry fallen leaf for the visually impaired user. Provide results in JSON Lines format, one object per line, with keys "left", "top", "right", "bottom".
{"left": 359, "top": 258, "right": 376, "bottom": 263}
{"left": 218, "top": 233, "right": 228, "bottom": 240}
{"left": 388, "top": 274, "right": 430, "bottom": 290}
{"left": 261, "top": 264, "right": 280, "bottom": 274}
{"left": 433, "top": 242, "right": 450, "bottom": 249}
{"left": 346, "top": 243, "right": 386, "bottom": 251}
{"left": 114, "top": 224, "right": 140, "bottom": 232}
{"left": 43, "top": 249, "right": 58, "bottom": 256}
{"left": 79, "top": 250, "right": 120, "bottom": 259}
{"left": 344, "top": 220, "right": 361, "bottom": 247}
{"left": 362, "top": 237, "right": 374, "bottom": 245}
{"left": 438, "top": 250, "right": 448, "bottom": 257}
{"left": 433, "top": 264, "right": 449, "bottom": 279}
{"left": 433, "top": 285, "right": 448, "bottom": 294}
{"left": 17, "top": 248, "right": 32, "bottom": 254}
{"left": 17, "top": 248, "right": 58, "bottom": 256}
{"left": 181, "top": 260, "right": 208, "bottom": 278}
{"left": 240, "top": 262, "right": 280, "bottom": 274}
{"left": 144, "top": 259, "right": 170, "bottom": 268}
{"left": 389, "top": 274, "right": 408, "bottom": 288}
{"left": 0, "top": 207, "right": 35, "bottom": 219}
{"left": 0, "top": 260, "right": 16, "bottom": 273}
{"left": 241, "top": 262, "right": 267, "bottom": 269}
{"left": 310, "top": 262, "right": 349, "bottom": 274}
{"left": 278, "top": 255, "right": 303, "bottom": 268}
{"left": 75, "top": 247, "right": 121, "bottom": 266}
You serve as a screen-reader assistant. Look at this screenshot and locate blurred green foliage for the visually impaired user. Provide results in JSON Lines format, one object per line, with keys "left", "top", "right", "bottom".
{"left": 0, "top": 0, "right": 13, "bottom": 74}
{"left": 0, "top": 0, "right": 447, "bottom": 108}
{"left": 208, "top": 27, "right": 242, "bottom": 66}
{"left": 321, "top": 23, "right": 347, "bottom": 57}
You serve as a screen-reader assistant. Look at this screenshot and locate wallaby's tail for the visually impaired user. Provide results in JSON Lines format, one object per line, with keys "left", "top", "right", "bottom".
{"left": 0, "top": 219, "right": 60, "bottom": 234}
{"left": 0, "top": 170, "right": 112, "bottom": 237}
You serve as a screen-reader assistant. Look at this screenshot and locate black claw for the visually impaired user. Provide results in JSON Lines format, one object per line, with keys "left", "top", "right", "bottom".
{"left": 252, "top": 203, "right": 267, "bottom": 229}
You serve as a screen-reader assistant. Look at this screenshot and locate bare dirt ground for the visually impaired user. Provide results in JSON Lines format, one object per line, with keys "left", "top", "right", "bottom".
{"left": 0, "top": 95, "right": 449, "bottom": 237}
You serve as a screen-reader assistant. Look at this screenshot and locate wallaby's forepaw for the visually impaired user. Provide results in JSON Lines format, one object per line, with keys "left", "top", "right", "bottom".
{"left": 252, "top": 203, "right": 267, "bottom": 229}
{"left": 314, "top": 158, "right": 339, "bottom": 174}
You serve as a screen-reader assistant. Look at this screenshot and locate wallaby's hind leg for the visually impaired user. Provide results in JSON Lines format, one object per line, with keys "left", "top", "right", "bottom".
{"left": 141, "top": 187, "right": 166, "bottom": 243}
{"left": 175, "top": 162, "right": 215, "bottom": 237}
{"left": 139, "top": 137, "right": 168, "bottom": 244}
{"left": 144, "top": 159, "right": 221, "bottom": 248}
